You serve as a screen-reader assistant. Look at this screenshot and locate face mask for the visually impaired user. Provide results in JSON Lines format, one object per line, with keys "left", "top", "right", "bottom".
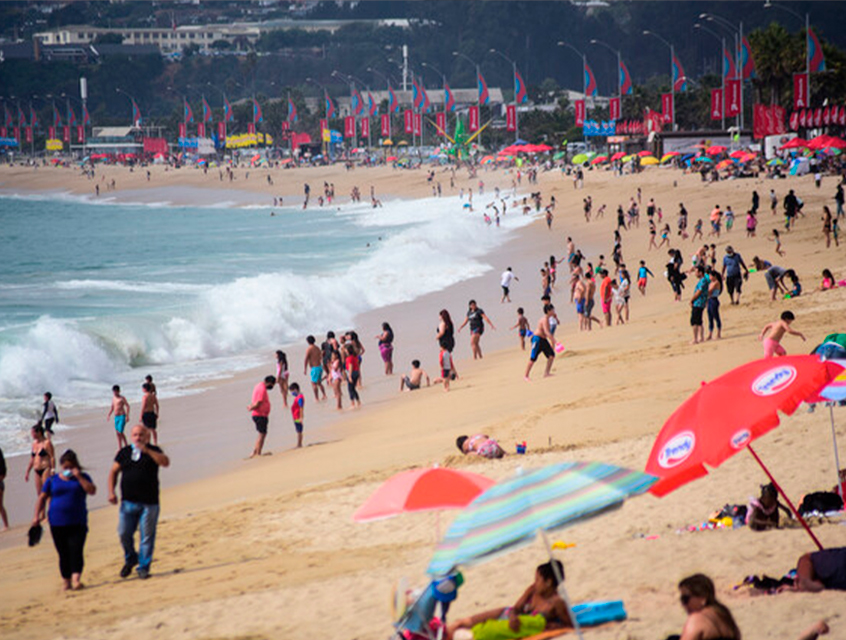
{"left": 62, "top": 469, "right": 73, "bottom": 478}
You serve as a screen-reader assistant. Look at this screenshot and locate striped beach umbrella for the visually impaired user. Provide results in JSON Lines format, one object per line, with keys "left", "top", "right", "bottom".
{"left": 427, "top": 461, "right": 655, "bottom": 639}
{"left": 428, "top": 461, "right": 655, "bottom": 575}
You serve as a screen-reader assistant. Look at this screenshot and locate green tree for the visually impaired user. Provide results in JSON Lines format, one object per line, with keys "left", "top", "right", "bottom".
{"left": 748, "top": 23, "right": 803, "bottom": 106}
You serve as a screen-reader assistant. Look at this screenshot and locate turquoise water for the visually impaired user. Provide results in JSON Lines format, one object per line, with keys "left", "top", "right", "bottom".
{"left": 0, "top": 189, "right": 532, "bottom": 452}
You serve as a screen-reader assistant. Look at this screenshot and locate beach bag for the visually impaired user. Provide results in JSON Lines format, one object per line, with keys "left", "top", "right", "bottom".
{"left": 798, "top": 491, "right": 844, "bottom": 516}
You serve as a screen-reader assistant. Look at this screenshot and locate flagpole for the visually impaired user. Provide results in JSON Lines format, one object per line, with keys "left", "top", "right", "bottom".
{"left": 642, "top": 31, "right": 675, "bottom": 132}
{"left": 695, "top": 23, "right": 726, "bottom": 131}
{"left": 806, "top": 12, "right": 811, "bottom": 109}
{"left": 738, "top": 22, "right": 744, "bottom": 132}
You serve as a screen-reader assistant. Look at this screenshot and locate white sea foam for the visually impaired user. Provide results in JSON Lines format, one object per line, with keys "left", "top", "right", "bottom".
{"left": 0, "top": 194, "right": 534, "bottom": 451}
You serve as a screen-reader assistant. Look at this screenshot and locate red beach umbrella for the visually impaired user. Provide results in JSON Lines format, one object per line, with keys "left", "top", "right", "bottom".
{"left": 610, "top": 151, "right": 626, "bottom": 162}
{"left": 706, "top": 145, "right": 727, "bottom": 155}
{"left": 645, "top": 356, "right": 844, "bottom": 549}
{"left": 808, "top": 134, "right": 846, "bottom": 150}
{"left": 353, "top": 467, "right": 495, "bottom": 523}
{"left": 637, "top": 150, "right": 653, "bottom": 157}
{"left": 591, "top": 155, "right": 608, "bottom": 165}
{"left": 780, "top": 137, "right": 809, "bottom": 150}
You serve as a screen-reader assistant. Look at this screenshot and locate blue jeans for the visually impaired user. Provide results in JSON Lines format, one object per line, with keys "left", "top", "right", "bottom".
{"left": 118, "top": 501, "right": 159, "bottom": 571}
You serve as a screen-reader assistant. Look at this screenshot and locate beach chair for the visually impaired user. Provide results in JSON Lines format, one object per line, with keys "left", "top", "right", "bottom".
{"left": 391, "top": 575, "right": 462, "bottom": 640}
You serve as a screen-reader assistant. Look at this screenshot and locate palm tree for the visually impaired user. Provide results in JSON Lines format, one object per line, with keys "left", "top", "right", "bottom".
{"left": 748, "top": 23, "right": 803, "bottom": 107}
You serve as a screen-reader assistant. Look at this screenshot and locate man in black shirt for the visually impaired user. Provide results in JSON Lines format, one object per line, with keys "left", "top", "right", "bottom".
{"left": 108, "top": 424, "right": 170, "bottom": 580}
{"left": 0, "top": 447, "right": 8, "bottom": 531}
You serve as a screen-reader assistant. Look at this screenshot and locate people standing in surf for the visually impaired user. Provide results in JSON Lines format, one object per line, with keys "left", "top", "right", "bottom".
{"left": 275, "top": 350, "right": 290, "bottom": 407}
{"left": 436, "top": 309, "right": 458, "bottom": 379}
{"left": 304, "top": 336, "right": 327, "bottom": 402}
{"left": 0, "top": 446, "right": 8, "bottom": 531}
{"left": 107, "top": 385, "right": 130, "bottom": 450}
{"left": 377, "top": 323, "right": 394, "bottom": 376}
{"left": 344, "top": 343, "right": 362, "bottom": 408}
{"left": 458, "top": 300, "right": 495, "bottom": 360}
{"left": 40, "top": 392, "right": 59, "bottom": 439}
{"left": 25, "top": 424, "right": 55, "bottom": 497}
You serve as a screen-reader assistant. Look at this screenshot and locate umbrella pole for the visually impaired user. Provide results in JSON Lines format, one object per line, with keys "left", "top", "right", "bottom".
{"left": 539, "top": 530, "right": 584, "bottom": 640}
{"left": 829, "top": 405, "right": 843, "bottom": 497}
{"left": 746, "top": 444, "right": 824, "bottom": 551}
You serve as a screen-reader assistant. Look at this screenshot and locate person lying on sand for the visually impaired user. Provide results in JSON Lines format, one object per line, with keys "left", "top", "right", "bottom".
{"left": 446, "top": 560, "right": 572, "bottom": 640}
{"left": 780, "top": 547, "right": 846, "bottom": 593}
{"left": 456, "top": 435, "right": 505, "bottom": 459}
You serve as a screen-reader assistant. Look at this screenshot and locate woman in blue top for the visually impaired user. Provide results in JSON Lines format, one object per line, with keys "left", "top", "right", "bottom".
{"left": 31, "top": 450, "right": 96, "bottom": 590}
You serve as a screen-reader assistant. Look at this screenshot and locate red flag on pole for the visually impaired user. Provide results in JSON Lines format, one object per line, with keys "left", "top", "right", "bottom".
{"left": 436, "top": 112, "right": 446, "bottom": 136}
{"left": 62, "top": 126, "right": 70, "bottom": 142}
{"left": 48, "top": 126, "right": 56, "bottom": 140}
{"left": 814, "top": 108, "right": 822, "bottom": 127}
{"left": 218, "top": 122, "right": 226, "bottom": 143}
{"left": 711, "top": 89, "right": 724, "bottom": 120}
{"left": 198, "top": 123, "right": 206, "bottom": 137}
{"left": 793, "top": 73, "right": 808, "bottom": 110}
{"left": 661, "top": 93, "right": 673, "bottom": 124}
{"left": 344, "top": 116, "right": 355, "bottom": 138}
{"left": 789, "top": 111, "right": 799, "bottom": 131}
{"left": 404, "top": 110, "right": 413, "bottom": 134}
{"left": 247, "top": 122, "right": 256, "bottom": 135}
{"left": 413, "top": 113, "right": 422, "bottom": 136}
{"left": 380, "top": 114, "right": 390, "bottom": 137}
{"left": 505, "top": 105, "right": 516, "bottom": 132}
{"left": 178, "top": 122, "right": 186, "bottom": 138}
{"left": 0, "top": 127, "right": 5, "bottom": 138}
{"left": 14, "top": 127, "right": 20, "bottom": 142}
{"left": 823, "top": 106, "right": 830, "bottom": 125}
{"left": 360, "top": 116, "right": 369, "bottom": 138}
{"left": 25, "top": 126, "right": 33, "bottom": 143}
{"left": 725, "top": 79, "right": 741, "bottom": 117}
{"left": 574, "top": 100, "right": 585, "bottom": 127}
{"left": 76, "top": 125, "right": 84, "bottom": 143}
{"left": 608, "top": 97, "right": 621, "bottom": 121}
{"left": 468, "top": 105, "right": 480, "bottom": 132}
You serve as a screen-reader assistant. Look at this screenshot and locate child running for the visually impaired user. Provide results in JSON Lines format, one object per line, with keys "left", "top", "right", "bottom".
{"left": 637, "top": 260, "right": 654, "bottom": 295}
{"left": 438, "top": 346, "right": 455, "bottom": 391}
{"left": 759, "top": 311, "right": 806, "bottom": 357}
{"left": 770, "top": 229, "right": 785, "bottom": 256}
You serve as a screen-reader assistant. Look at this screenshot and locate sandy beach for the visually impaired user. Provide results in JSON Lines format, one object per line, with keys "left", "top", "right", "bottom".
{"left": 1, "top": 159, "right": 845, "bottom": 640}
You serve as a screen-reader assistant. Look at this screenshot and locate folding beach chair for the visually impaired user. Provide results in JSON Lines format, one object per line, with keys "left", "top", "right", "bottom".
{"left": 391, "top": 574, "right": 462, "bottom": 640}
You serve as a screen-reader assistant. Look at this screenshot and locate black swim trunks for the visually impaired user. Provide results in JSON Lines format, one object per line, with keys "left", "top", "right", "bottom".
{"left": 252, "top": 416, "right": 268, "bottom": 434}
{"left": 142, "top": 412, "right": 158, "bottom": 429}
{"left": 690, "top": 306, "right": 704, "bottom": 327}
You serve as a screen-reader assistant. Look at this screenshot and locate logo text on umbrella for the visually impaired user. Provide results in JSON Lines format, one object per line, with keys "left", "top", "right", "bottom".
{"left": 751, "top": 366, "right": 797, "bottom": 396}
{"left": 657, "top": 432, "right": 696, "bottom": 469}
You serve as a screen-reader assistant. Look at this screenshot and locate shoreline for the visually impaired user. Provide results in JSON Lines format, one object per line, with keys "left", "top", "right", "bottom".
{"left": 2, "top": 162, "right": 846, "bottom": 640}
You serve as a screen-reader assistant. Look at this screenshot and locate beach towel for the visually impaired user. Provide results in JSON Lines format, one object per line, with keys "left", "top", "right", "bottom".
{"left": 472, "top": 615, "right": 546, "bottom": 640}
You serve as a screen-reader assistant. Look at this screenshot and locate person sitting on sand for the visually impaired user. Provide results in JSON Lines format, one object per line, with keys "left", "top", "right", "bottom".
{"left": 446, "top": 561, "right": 572, "bottom": 640}
{"left": 781, "top": 547, "right": 846, "bottom": 592}
{"left": 456, "top": 435, "right": 505, "bottom": 459}
{"left": 747, "top": 483, "right": 791, "bottom": 531}
{"left": 400, "top": 360, "right": 430, "bottom": 391}
{"left": 818, "top": 269, "right": 837, "bottom": 291}
{"left": 670, "top": 574, "right": 741, "bottom": 640}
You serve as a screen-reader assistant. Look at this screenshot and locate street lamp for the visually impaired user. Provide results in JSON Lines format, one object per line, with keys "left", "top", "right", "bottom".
{"left": 700, "top": 12, "right": 746, "bottom": 129}
{"left": 488, "top": 49, "right": 521, "bottom": 142}
{"left": 590, "top": 38, "right": 624, "bottom": 119}
{"left": 694, "top": 24, "right": 726, "bottom": 131}
{"left": 452, "top": 50, "right": 484, "bottom": 145}
{"left": 764, "top": 2, "right": 812, "bottom": 112}
{"left": 642, "top": 30, "right": 676, "bottom": 131}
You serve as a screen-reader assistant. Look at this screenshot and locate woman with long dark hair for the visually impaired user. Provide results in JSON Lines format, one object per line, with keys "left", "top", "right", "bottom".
{"left": 675, "top": 574, "right": 741, "bottom": 640}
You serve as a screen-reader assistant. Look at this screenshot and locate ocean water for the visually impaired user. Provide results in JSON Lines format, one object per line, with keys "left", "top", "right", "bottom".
{"left": 0, "top": 189, "right": 533, "bottom": 454}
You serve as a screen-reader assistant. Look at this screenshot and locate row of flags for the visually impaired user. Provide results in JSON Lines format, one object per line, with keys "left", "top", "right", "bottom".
{"left": 789, "top": 105, "right": 846, "bottom": 130}
{"left": 4, "top": 103, "right": 91, "bottom": 129}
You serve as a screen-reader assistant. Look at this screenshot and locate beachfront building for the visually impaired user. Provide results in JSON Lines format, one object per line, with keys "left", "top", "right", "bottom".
{"left": 33, "top": 19, "right": 410, "bottom": 55}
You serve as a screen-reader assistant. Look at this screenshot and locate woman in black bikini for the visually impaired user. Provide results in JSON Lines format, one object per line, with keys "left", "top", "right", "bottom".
{"left": 24, "top": 424, "right": 55, "bottom": 496}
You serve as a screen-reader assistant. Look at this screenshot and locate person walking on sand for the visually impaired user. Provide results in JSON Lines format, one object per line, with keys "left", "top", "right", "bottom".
{"left": 0, "top": 447, "right": 8, "bottom": 531}
{"left": 108, "top": 425, "right": 169, "bottom": 580}
{"left": 32, "top": 450, "right": 96, "bottom": 591}
{"left": 140, "top": 383, "right": 159, "bottom": 445}
{"left": 458, "top": 300, "right": 495, "bottom": 360}
{"left": 599, "top": 269, "right": 613, "bottom": 326}
{"left": 822, "top": 206, "right": 839, "bottom": 248}
{"left": 525, "top": 304, "right": 556, "bottom": 380}
{"left": 759, "top": 311, "right": 806, "bottom": 357}
{"left": 501, "top": 267, "right": 518, "bottom": 303}
{"left": 247, "top": 375, "right": 276, "bottom": 458}
{"left": 40, "top": 392, "right": 59, "bottom": 439}
{"left": 721, "top": 246, "right": 749, "bottom": 306}
{"left": 25, "top": 424, "right": 55, "bottom": 497}
{"left": 376, "top": 322, "right": 394, "bottom": 375}
{"left": 107, "top": 385, "right": 130, "bottom": 449}
{"left": 303, "top": 336, "right": 327, "bottom": 401}
{"left": 511, "top": 307, "right": 531, "bottom": 350}
{"left": 344, "top": 345, "right": 362, "bottom": 408}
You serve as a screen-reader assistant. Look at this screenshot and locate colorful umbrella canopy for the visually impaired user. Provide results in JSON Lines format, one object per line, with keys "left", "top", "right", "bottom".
{"left": 354, "top": 467, "right": 494, "bottom": 523}
{"left": 610, "top": 151, "right": 626, "bottom": 162}
{"left": 590, "top": 155, "right": 607, "bottom": 165}
{"left": 808, "top": 135, "right": 846, "bottom": 150}
{"left": 661, "top": 152, "right": 680, "bottom": 163}
{"left": 637, "top": 150, "right": 654, "bottom": 157}
{"left": 706, "top": 145, "right": 727, "bottom": 155}
{"left": 571, "top": 153, "right": 590, "bottom": 165}
{"left": 729, "top": 150, "right": 747, "bottom": 159}
{"left": 427, "top": 461, "right": 656, "bottom": 576}
{"left": 767, "top": 158, "right": 785, "bottom": 166}
{"left": 780, "top": 137, "right": 808, "bottom": 150}
{"left": 716, "top": 159, "right": 734, "bottom": 170}
{"left": 646, "top": 356, "right": 844, "bottom": 549}
{"left": 641, "top": 156, "right": 659, "bottom": 166}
